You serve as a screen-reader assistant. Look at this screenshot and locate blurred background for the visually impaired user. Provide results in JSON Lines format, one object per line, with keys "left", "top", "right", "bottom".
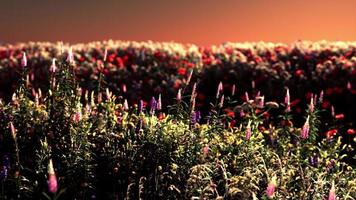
{"left": 1, "top": 0, "right": 356, "bottom": 45}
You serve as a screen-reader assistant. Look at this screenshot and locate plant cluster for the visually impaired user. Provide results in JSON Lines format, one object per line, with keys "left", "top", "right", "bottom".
{"left": 0, "top": 54, "right": 355, "bottom": 199}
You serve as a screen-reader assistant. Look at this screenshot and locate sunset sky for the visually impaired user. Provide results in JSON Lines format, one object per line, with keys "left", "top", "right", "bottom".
{"left": 1, "top": 0, "right": 356, "bottom": 45}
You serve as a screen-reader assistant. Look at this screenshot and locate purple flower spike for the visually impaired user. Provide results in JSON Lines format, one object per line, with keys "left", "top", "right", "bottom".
{"left": 21, "top": 52, "right": 27, "bottom": 67}
{"left": 328, "top": 182, "right": 336, "bottom": 200}
{"left": 157, "top": 94, "right": 162, "bottom": 111}
{"left": 245, "top": 120, "right": 252, "bottom": 140}
{"left": 138, "top": 100, "right": 144, "bottom": 113}
{"left": 231, "top": 84, "right": 236, "bottom": 96}
{"left": 216, "top": 81, "right": 223, "bottom": 99}
{"left": 177, "top": 89, "right": 182, "bottom": 102}
{"left": 266, "top": 176, "right": 277, "bottom": 199}
{"left": 319, "top": 90, "right": 324, "bottom": 104}
{"left": 190, "top": 111, "right": 197, "bottom": 126}
{"left": 150, "top": 97, "right": 157, "bottom": 115}
{"left": 301, "top": 116, "right": 310, "bottom": 139}
{"left": 285, "top": 88, "right": 290, "bottom": 112}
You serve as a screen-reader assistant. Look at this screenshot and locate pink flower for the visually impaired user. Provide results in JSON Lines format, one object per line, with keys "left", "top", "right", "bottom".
{"left": 9, "top": 122, "right": 16, "bottom": 139}
{"left": 219, "top": 95, "right": 224, "bottom": 108}
{"left": 216, "top": 82, "right": 223, "bottom": 99}
{"left": 347, "top": 81, "right": 352, "bottom": 90}
{"left": 157, "top": 94, "right": 162, "bottom": 111}
{"left": 103, "top": 48, "right": 108, "bottom": 61}
{"left": 285, "top": 88, "right": 290, "bottom": 112}
{"left": 231, "top": 84, "right": 236, "bottom": 96}
{"left": 245, "top": 120, "right": 252, "bottom": 140}
{"left": 266, "top": 176, "right": 277, "bottom": 199}
{"left": 21, "top": 52, "right": 27, "bottom": 67}
{"left": 50, "top": 58, "right": 57, "bottom": 73}
{"left": 66, "top": 47, "right": 74, "bottom": 63}
{"left": 186, "top": 70, "right": 193, "bottom": 85}
{"left": 191, "top": 83, "right": 197, "bottom": 103}
{"left": 245, "top": 91, "right": 249, "bottom": 102}
{"left": 203, "top": 145, "right": 209, "bottom": 156}
{"left": 123, "top": 99, "right": 129, "bottom": 110}
{"left": 301, "top": 116, "right": 310, "bottom": 139}
{"left": 122, "top": 84, "right": 127, "bottom": 93}
{"left": 319, "top": 90, "right": 324, "bottom": 104}
{"left": 328, "top": 182, "right": 336, "bottom": 200}
{"left": 47, "top": 159, "right": 58, "bottom": 194}
{"left": 331, "top": 105, "right": 335, "bottom": 117}
{"left": 309, "top": 95, "right": 314, "bottom": 112}
{"left": 73, "top": 109, "right": 82, "bottom": 122}
{"left": 177, "top": 89, "right": 182, "bottom": 102}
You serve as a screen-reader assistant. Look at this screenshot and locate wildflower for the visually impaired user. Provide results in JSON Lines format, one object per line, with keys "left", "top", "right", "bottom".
{"left": 328, "top": 182, "right": 336, "bottom": 200}
{"left": 309, "top": 155, "right": 318, "bottom": 167}
{"left": 138, "top": 100, "right": 144, "bottom": 113}
{"left": 47, "top": 159, "right": 58, "bottom": 194}
{"left": 331, "top": 105, "right": 335, "bottom": 117}
{"left": 347, "top": 128, "right": 355, "bottom": 135}
{"left": 176, "top": 89, "right": 182, "bottom": 102}
{"left": 219, "top": 95, "right": 224, "bottom": 108}
{"left": 335, "top": 114, "right": 344, "bottom": 120}
{"left": 326, "top": 129, "right": 337, "bottom": 139}
{"left": 257, "top": 96, "right": 264, "bottom": 108}
{"left": 195, "top": 111, "right": 201, "bottom": 123}
{"left": 245, "top": 91, "right": 249, "bottom": 102}
{"left": 216, "top": 81, "right": 223, "bottom": 99}
{"left": 122, "top": 84, "right": 127, "bottom": 93}
{"left": 266, "top": 175, "right": 277, "bottom": 199}
{"left": 300, "top": 116, "right": 310, "bottom": 139}
{"left": 245, "top": 120, "right": 252, "bottom": 140}
{"left": 73, "top": 108, "right": 82, "bottom": 122}
{"left": 327, "top": 159, "right": 335, "bottom": 171}
{"left": 309, "top": 94, "right": 314, "bottom": 112}
{"left": 67, "top": 47, "right": 74, "bottom": 63}
{"left": 21, "top": 52, "right": 27, "bottom": 67}
{"left": 231, "top": 84, "right": 236, "bottom": 96}
{"left": 285, "top": 88, "right": 290, "bottom": 112}
{"left": 256, "top": 91, "right": 260, "bottom": 98}
{"left": 9, "top": 122, "right": 16, "bottom": 139}
{"left": 191, "top": 83, "right": 197, "bottom": 101}
{"left": 150, "top": 97, "right": 157, "bottom": 115}
{"left": 190, "top": 111, "right": 197, "bottom": 125}
{"left": 50, "top": 58, "right": 57, "bottom": 73}
{"left": 347, "top": 81, "right": 352, "bottom": 90}
{"left": 123, "top": 99, "right": 129, "bottom": 110}
{"left": 186, "top": 70, "right": 193, "bottom": 85}
{"left": 203, "top": 145, "right": 209, "bottom": 157}
{"left": 240, "top": 110, "right": 245, "bottom": 117}
{"left": 157, "top": 94, "right": 162, "bottom": 111}
{"left": 103, "top": 48, "right": 108, "bottom": 61}
{"left": 26, "top": 75, "right": 30, "bottom": 87}
{"left": 319, "top": 90, "right": 324, "bottom": 104}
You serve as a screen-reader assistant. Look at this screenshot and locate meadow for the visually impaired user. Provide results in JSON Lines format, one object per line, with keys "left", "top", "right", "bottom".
{"left": 0, "top": 41, "right": 355, "bottom": 199}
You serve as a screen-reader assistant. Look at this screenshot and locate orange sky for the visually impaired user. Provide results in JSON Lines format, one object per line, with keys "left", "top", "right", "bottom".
{"left": 1, "top": 0, "right": 356, "bottom": 45}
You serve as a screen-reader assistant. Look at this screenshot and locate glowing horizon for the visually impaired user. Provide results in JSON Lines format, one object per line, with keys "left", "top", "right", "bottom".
{"left": 1, "top": 0, "right": 356, "bottom": 45}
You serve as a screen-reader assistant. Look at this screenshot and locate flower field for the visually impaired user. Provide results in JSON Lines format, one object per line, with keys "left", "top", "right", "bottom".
{"left": 0, "top": 41, "right": 355, "bottom": 199}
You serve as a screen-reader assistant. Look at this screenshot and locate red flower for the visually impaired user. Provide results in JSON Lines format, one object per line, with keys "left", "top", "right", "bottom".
{"left": 224, "top": 109, "right": 235, "bottom": 118}
{"left": 177, "top": 67, "right": 186, "bottom": 75}
{"left": 347, "top": 129, "right": 355, "bottom": 135}
{"left": 295, "top": 69, "right": 303, "bottom": 76}
{"left": 326, "top": 129, "right": 337, "bottom": 139}
{"left": 335, "top": 114, "right": 344, "bottom": 120}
